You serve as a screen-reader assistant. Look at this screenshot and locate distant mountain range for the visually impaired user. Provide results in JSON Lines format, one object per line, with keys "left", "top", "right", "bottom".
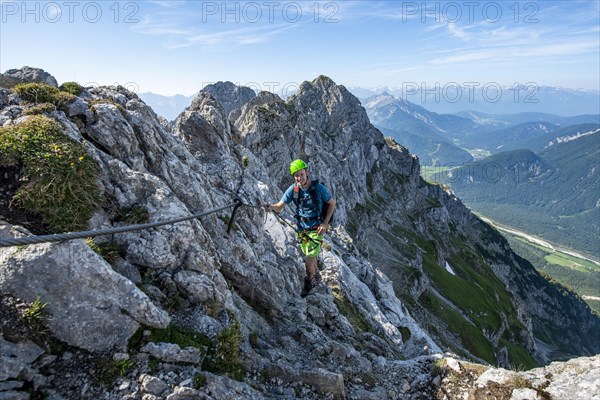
{"left": 350, "top": 85, "right": 600, "bottom": 116}
{"left": 430, "top": 129, "right": 600, "bottom": 257}
{"left": 140, "top": 85, "right": 600, "bottom": 121}
{"left": 467, "top": 122, "right": 600, "bottom": 154}
{"left": 363, "top": 92, "right": 475, "bottom": 165}
{"left": 363, "top": 93, "right": 600, "bottom": 165}
{"left": 138, "top": 92, "right": 195, "bottom": 121}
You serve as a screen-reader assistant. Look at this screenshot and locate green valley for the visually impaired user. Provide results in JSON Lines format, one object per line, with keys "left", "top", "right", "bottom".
{"left": 478, "top": 215, "right": 600, "bottom": 316}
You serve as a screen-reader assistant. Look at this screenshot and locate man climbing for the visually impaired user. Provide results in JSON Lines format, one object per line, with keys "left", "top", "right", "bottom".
{"left": 267, "top": 159, "right": 336, "bottom": 297}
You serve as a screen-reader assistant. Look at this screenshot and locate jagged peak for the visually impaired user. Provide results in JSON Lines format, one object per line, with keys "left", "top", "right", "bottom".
{"left": 291, "top": 75, "right": 363, "bottom": 120}
{"left": 187, "top": 91, "right": 225, "bottom": 113}
{"left": 197, "top": 81, "right": 256, "bottom": 116}
{"left": 254, "top": 90, "right": 282, "bottom": 103}
{"left": 311, "top": 74, "right": 337, "bottom": 87}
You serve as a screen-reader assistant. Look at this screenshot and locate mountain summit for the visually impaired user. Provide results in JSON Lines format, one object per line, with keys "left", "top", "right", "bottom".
{"left": 0, "top": 68, "right": 598, "bottom": 399}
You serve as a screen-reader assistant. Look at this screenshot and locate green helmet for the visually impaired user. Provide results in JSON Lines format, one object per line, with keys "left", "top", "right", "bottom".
{"left": 290, "top": 159, "right": 308, "bottom": 175}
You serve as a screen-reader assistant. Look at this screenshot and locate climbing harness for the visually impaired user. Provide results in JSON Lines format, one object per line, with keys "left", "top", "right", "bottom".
{"left": 267, "top": 207, "right": 324, "bottom": 247}
{"left": 292, "top": 180, "right": 333, "bottom": 225}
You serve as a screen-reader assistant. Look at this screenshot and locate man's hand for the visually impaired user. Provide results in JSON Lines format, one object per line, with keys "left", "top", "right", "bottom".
{"left": 268, "top": 201, "right": 285, "bottom": 213}
{"left": 316, "top": 223, "right": 329, "bottom": 235}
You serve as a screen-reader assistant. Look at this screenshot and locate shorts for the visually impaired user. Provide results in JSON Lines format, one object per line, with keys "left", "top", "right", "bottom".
{"left": 297, "top": 230, "right": 323, "bottom": 258}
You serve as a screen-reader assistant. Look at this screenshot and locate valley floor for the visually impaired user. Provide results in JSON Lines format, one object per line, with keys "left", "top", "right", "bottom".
{"left": 475, "top": 214, "right": 600, "bottom": 316}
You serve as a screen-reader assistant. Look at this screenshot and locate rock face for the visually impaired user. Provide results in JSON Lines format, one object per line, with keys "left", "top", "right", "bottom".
{"left": 0, "top": 224, "right": 170, "bottom": 352}
{"left": 0, "top": 67, "right": 598, "bottom": 399}
{"left": 436, "top": 354, "right": 600, "bottom": 400}
{"left": 201, "top": 81, "right": 256, "bottom": 116}
{"left": 0, "top": 66, "right": 59, "bottom": 88}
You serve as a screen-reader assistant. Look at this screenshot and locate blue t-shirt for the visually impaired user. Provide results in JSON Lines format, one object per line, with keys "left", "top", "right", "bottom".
{"left": 281, "top": 181, "right": 332, "bottom": 230}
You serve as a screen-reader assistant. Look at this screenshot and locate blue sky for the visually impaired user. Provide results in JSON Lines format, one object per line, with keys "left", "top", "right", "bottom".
{"left": 1, "top": 1, "right": 599, "bottom": 95}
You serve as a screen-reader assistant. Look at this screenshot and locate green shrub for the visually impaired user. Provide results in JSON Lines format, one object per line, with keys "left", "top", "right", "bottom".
{"left": 85, "top": 239, "right": 121, "bottom": 264}
{"left": 14, "top": 82, "right": 76, "bottom": 110}
{"left": 144, "top": 325, "right": 211, "bottom": 350}
{"left": 59, "top": 82, "right": 84, "bottom": 96}
{"left": 193, "top": 373, "right": 207, "bottom": 388}
{"left": 203, "top": 320, "right": 245, "bottom": 381}
{"left": 131, "top": 321, "right": 245, "bottom": 381}
{"left": 96, "top": 357, "right": 134, "bottom": 385}
{"left": 21, "top": 295, "right": 47, "bottom": 325}
{"left": 398, "top": 326, "right": 412, "bottom": 343}
{"left": 0, "top": 115, "right": 103, "bottom": 232}
{"left": 22, "top": 102, "right": 57, "bottom": 116}
{"left": 332, "top": 286, "right": 374, "bottom": 334}
{"left": 164, "top": 294, "right": 183, "bottom": 312}
{"left": 249, "top": 332, "right": 259, "bottom": 348}
{"left": 90, "top": 99, "right": 127, "bottom": 117}
{"left": 114, "top": 205, "right": 150, "bottom": 224}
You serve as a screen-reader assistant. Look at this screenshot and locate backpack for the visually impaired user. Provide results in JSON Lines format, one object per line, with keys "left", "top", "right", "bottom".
{"left": 293, "top": 180, "right": 334, "bottom": 225}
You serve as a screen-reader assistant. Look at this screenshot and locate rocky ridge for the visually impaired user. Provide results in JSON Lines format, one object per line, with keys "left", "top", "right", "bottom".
{"left": 0, "top": 67, "right": 598, "bottom": 399}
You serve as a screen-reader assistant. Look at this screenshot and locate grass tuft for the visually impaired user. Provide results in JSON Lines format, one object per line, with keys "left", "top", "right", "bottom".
{"left": 14, "top": 82, "right": 76, "bottom": 110}
{"left": 114, "top": 205, "right": 150, "bottom": 225}
{"left": 59, "top": 82, "right": 84, "bottom": 96}
{"left": 21, "top": 295, "right": 47, "bottom": 325}
{"left": 193, "top": 373, "right": 207, "bottom": 388}
{"left": 203, "top": 319, "right": 245, "bottom": 381}
{"left": 0, "top": 115, "right": 103, "bottom": 232}
{"left": 85, "top": 238, "right": 121, "bottom": 264}
{"left": 96, "top": 357, "right": 134, "bottom": 386}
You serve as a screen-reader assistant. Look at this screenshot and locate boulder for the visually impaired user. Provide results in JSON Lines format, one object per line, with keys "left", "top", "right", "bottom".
{"left": 0, "top": 225, "right": 170, "bottom": 352}
{"left": 0, "top": 66, "right": 58, "bottom": 88}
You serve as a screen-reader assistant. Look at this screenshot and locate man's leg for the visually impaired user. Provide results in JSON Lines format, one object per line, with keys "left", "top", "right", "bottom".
{"left": 299, "top": 231, "right": 323, "bottom": 297}
{"left": 305, "top": 256, "right": 318, "bottom": 282}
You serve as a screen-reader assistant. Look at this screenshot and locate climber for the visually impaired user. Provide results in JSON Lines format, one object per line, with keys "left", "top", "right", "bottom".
{"left": 266, "top": 159, "right": 336, "bottom": 297}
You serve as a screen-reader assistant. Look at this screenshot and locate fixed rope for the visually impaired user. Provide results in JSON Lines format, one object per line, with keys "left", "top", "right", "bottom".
{"left": 267, "top": 207, "right": 325, "bottom": 247}
{"left": 0, "top": 202, "right": 239, "bottom": 248}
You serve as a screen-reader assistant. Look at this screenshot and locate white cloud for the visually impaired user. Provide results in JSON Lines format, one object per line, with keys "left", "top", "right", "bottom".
{"left": 167, "top": 24, "right": 298, "bottom": 49}
{"left": 447, "top": 22, "right": 469, "bottom": 39}
{"left": 432, "top": 37, "right": 599, "bottom": 65}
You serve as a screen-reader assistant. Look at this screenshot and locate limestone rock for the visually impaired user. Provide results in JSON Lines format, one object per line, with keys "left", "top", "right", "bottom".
{"left": 141, "top": 342, "right": 202, "bottom": 364}
{"left": 0, "top": 337, "right": 44, "bottom": 381}
{"left": 0, "top": 228, "right": 170, "bottom": 352}
{"left": 165, "top": 386, "right": 211, "bottom": 400}
{"left": 203, "top": 373, "right": 266, "bottom": 399}
{"left": 0, "top": 88, "right": 10, "bottom": 108}
{"left": 201, "top": 81, "right": 256, "bottom": 116}
{"left": 139, "top": 374, "right": 170, "bottom": 396}
{"left": 0, "top": 66, "right": 58, "bottom": 88}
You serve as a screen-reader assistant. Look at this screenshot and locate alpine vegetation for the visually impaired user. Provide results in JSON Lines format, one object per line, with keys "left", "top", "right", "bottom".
{"left": 0, "top": 67, "right": 598, "bottom": 400}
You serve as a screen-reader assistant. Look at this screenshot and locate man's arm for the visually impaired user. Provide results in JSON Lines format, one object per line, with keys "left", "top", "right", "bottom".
{"left": 268, "top": 200, "right": 286, "bottom": 213}
{"left": 322, "top": 197, "right": 335, "bottom": 225}
{"left": 317, "top": 197, "right": 335, "bottom": 235}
